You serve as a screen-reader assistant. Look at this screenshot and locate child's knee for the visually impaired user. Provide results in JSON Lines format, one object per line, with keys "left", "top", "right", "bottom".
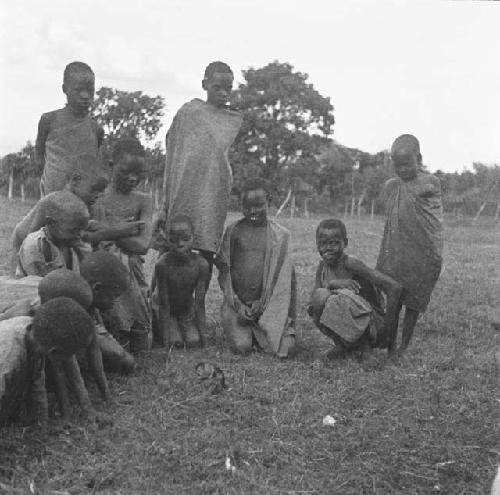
{"left": 310, "top": 288, "right": 330, "bottom": 316}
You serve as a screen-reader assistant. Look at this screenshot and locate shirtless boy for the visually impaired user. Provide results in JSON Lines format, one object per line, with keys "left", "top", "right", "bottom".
{"left": 154, "top": 216, "right": 210, "bottom": 348}
{"left": 17, "top": 191, "right": 89, "bottom": 277}
{"left": 376, "top": 134, "right": 443, "bottom": 354}
{"left": 36, "top": 61, "right": 104, "bottom": 195}
{"left": 216, "top": 179, "right": 296, "bottom": 358}
{"left": 309, "top": 219, "right": 402, "bottom": 359}
{"left": 158, "top": 61, "right": 242, "bottom": 280}
{"left": 91, "top": 138, "right": 153, "bottom": 352}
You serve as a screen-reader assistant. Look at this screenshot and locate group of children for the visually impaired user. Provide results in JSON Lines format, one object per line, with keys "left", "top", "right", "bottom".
{"left": 0, "top": 59, "right": 443, "bottom": 425}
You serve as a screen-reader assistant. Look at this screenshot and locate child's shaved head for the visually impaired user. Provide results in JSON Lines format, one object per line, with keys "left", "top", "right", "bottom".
{"left": 204, "top": 61, "right": 233, "bottom": 81}
{"left": 316, "top": 219, "right": 347, "bottom": 240}
{"left": 112, "top": 137, "right": 146, "bottom": 163}
{"left": 391, "top": 134, "right": 421, "bottom": 159}
{"left": 80, "top": 251, "right": 128, "bottom": 292}
{"left": 170, "top": 214, "right": 194, "bottom": 233}
{"left": 46, "top": 190, "right": 89, "bottom": 224}
{"left": 63, "top": 61, "right": 94, "bottom": 84}
{"left": 38, "top": 269, "right": 93, "bottom": 309}
{"left": 31, "top": 297, "right": 94, "bottom": 357}
{"left": 241, "top": 178, "right": 272, "bottom": 200}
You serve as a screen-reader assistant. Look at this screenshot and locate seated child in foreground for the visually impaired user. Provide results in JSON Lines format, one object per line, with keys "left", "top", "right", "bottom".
{"left": 0, "top": 297, "right": 95, "bottom": 424}
{"left": 376, "top": 134, "right": 443, "bottom": 354}
{"left": 308, "top": 219, "right": 402, "bottom": 359}
{"left": 215, "top": 179, "right": 296, "bottom": 357}
{"left": 16, "top": 191, "right": 89, "bottom": 277}
{"left": 10, "top": 168, "right": 107, "bottom": 276}
{"left": 36, "top": 61, "right": 104, "bottom": 195}
{"left": 153, "top": 215, "right": 209, "bottom": 348}
{"left": 90, "top": 138, "right": 153, "bottom": 353}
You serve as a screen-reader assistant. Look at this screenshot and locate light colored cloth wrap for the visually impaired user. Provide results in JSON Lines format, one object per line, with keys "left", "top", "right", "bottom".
{"left": 216, "top": 219, "right": 296, "bottom": 356}
{"left": 162, "top": 99, "right": 242, "bottom": 252}
{"left": 41, "top": 115, "right": 100, "bottom": 195}
{"left": 376, "top": 175, "right": 443, "bottom": 312}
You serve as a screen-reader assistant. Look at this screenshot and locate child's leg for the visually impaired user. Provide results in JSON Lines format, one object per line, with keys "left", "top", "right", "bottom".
{"left": 400, "top": 308, "right": 419, "bottom": 352}
{"left": 221, "top": 300, "right": 253, "bottom": 355}
{"left": 178, "top": 304, "right": 201, "bottom": 348}
{"left": 164, "top": 314, "right": 183, "bottom": 348}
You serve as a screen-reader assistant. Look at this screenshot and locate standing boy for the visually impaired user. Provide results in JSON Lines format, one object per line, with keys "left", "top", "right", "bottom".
{"left": 154, "top": 215, "right": 210, "bottom": 348}
{"left": 308, "top": 219, "right": 402, "bottom": 359}
{"left": 216, "top": 179, "right": 296, "bottom": 358}
{"left": 90, "top": 138, "right": 153, "bottom": 352}
{"left": 376, "top": 134, "right": 443, "bottom": 354}
{"left": 158, "top": 61, "right": 242, "bottom": 277}
{"left": 36, "top": 61, "right": 104, "bottom": 195}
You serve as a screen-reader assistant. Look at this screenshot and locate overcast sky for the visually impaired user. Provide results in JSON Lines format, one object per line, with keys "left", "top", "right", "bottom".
{"left": 1, "top": 0, "right": 499, "bottom": 172}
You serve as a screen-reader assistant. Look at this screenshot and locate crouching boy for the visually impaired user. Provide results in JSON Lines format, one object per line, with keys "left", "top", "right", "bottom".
{"left": 308, "top": 219, "right": 402, "bottom": 359}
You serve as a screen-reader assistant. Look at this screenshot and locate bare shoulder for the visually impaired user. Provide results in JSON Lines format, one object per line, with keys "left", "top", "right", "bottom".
{"left": 38, "top": 110, "right": 59, "bottom": 130}
{"left": 194, "top": 253, "right": 210, "bottom": 275}
{"left": 344, "top": 255, "right": 369, "bottom": 274}
{"left": 154, "top": 253, "right": 171, "bottom": 274}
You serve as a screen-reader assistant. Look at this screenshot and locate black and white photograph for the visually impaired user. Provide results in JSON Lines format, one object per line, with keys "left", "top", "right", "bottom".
{"left": 0, "top": 1, "right": 499, "bottom": 493}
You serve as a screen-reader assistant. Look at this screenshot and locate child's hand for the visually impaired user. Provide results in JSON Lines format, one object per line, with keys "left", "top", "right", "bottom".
{"left": 328, "top": 279, "right": 361, "bottom": 294}
{"left": 86, "top": 220, "right": 107, "bottom": 232}
{"left": 121, "top": 220, "right": 145, "bottom": 237}
{"left": 248, "top": 300, "right": 263, "bottom": 320}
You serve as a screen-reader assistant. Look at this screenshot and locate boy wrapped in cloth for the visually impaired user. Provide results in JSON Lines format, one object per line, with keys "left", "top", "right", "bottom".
{"left": 216, "top": 179, "right": 296, "bottom": 358}
{"left": 376, "top": 134, "right": 443, "bottom": 353}
{"left": 157, "top": 61, "right": 242, "bottom": 275}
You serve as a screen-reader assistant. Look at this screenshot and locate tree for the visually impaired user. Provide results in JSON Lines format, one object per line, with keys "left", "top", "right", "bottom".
{"left": 0, "top": 142, "right": 38, "bottom": 200}
{"left": 230, "top": 61, "right": 335, "bottom": 204}
{"left": 91, "top": 87, "right": 165, "bottom": 158}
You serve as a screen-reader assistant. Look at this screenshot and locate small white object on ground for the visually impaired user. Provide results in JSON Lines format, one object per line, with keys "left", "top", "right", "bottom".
{"left": 225, "top": 456, "right": 236, "bottom": 472}
{"left": 322, "top": 415, "right": 336, "bottom": 426}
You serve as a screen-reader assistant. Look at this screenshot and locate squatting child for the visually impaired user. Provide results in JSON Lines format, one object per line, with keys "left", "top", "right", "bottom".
{"left": 154, "top": 215, "right": 210, "bottom": 348}
{"left": 308, "top": 219, "right": 402, "bottom": 359}
{"left": 376, "top": 134, "right": 443, "bottom": 354}
{"left": 216, "top": 178, "right": 296, "bottom": 358}
{"left": 36, "top": 61, "right": 104, "bottom": 195}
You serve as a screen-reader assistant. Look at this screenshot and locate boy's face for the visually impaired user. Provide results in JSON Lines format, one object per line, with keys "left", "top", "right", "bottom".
{"left": 48, "top": 212, "right": 89, "bottom": 246}
{"left": 391, "top": 148, "right": 419, "bottom": 182}
{"left": 203, "top": 72, "right": 233, "bottom": 108}
{"left": 242, "top": 188, "right": 268, "bottom": 226}
{"left": 71, "top": 176, "right": 106, "bottom": 207}
{"left": 112, "top": 153, "right": 146, "bottom": 193}
{"left": 63, "top": 70, "right": 95, "bottom": 116}
{"left": 316, "top": 227, "right": 347, "bottom": 265}
{"left": 92, "top": 283, "right": 123, "bottom": 312}
{"left": 169, "top": 222, "right": 194, "bottom": 258}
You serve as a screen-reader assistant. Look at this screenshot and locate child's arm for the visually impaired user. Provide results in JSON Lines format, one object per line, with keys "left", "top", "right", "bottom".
{"left": 307, "top": 261, "right": 324, "bottom": 316}
{"left": 194, "top": 258, "right": 210, "bottom": 334}
{"left": 34, "top": 114, "right": 51, "bottom": 174}
{"left": 156, "top": 261, "right": 173, "bottom": 345}
{"left": 115, "top": 194, "right": 153, "bottom": 255}
{"left": 86, "top": 331, "right": 111, "bottom": 401}
{"left": 415, "top": 174, "right": 441, "bottom": 198}
{"left": 346, "top": 257, "right": 402, "bottom": 347}
{"left": 61, "top": 354, "right": 94, "bottom": 418}
{"left": 82, "top": 219, "right": 145, "bottom": 245}
{"left": 29, "top": 353, "right": 49, "bottom": 424}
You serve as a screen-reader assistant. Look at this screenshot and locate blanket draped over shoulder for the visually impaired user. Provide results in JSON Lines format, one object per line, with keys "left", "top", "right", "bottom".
{"left": 162, "top": 99, "right": 242, "bottom": 253}
{"left": 41, "top": 115, "right": 101, "bottom": 195}
{"left": 376, "top": 177, "right": 443, "bottom": 312}
{"left": 216, "top": 219, "right": 296, "bottom": 356}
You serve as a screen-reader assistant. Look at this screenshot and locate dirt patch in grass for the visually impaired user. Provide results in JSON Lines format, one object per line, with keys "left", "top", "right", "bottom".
{"left": 0, "top": 199, "right": 498, "bottom": 494}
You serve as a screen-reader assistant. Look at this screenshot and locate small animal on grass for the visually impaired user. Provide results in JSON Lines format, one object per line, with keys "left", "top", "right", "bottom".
{"left": 195, "top": 362, "right": 226, "bottom": 394}
{"left": 376, "top": 134, "right": 443, "bottom": 355}
{"left": 215, "top": 178, "right": 296, "bottom": 358}
{"left": 308, "top": 218, "right": 402, "bottom": 361}
{"left": 36, "top": 61, "right": 104, "bottom": 195}
{"left": 153, "top": 215, "right": 210, "bottom": 348}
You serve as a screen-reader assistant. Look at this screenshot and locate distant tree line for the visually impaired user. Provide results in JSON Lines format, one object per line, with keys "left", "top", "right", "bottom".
{"left": 1, "top": 61, "right": 499, "bottom": 220}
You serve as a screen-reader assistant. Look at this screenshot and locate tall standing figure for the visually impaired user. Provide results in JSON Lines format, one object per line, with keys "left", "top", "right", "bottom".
{"left": 35, "top": 61, "right": 104, "bottom": 195}
{"left": 376, "top": 134, "right": 443, "bottom": 354}
{"left": 158, "top": 61, "right": 242, "bottom": 278}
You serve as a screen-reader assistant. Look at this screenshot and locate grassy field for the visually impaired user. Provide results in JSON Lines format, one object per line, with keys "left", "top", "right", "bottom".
{"left": 0, "top": 197, "right": 498, "bottom": 494}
